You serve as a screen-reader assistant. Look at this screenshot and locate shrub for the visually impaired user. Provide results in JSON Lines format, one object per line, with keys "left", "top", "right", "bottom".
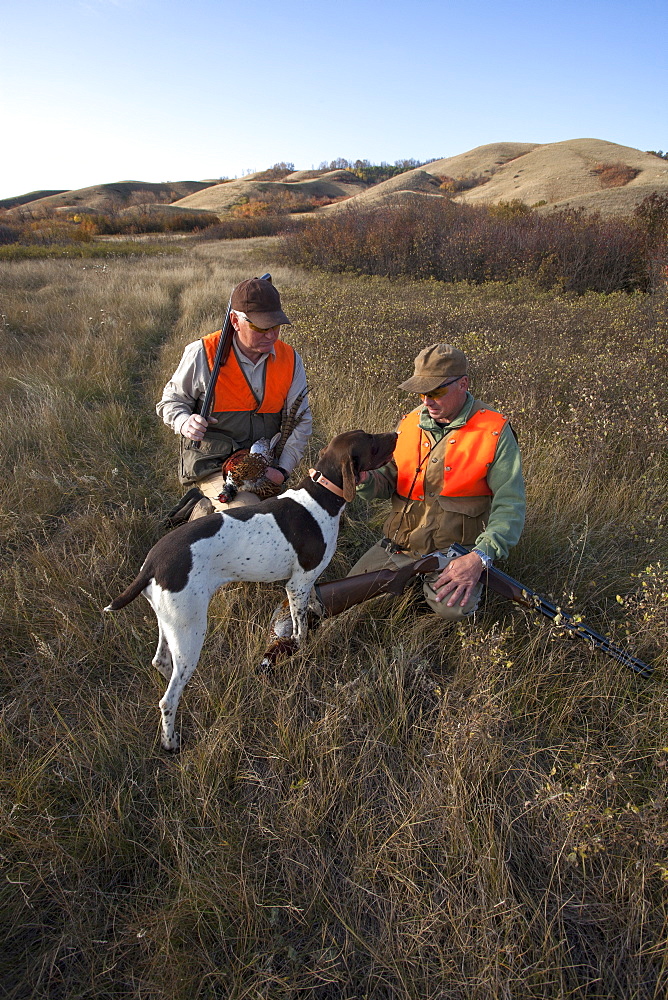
{"left": 488, "top": 199, "right": 532, "bottom": 220}
{"left": 438, "top": 174, "right": 490, "bottom": 193}
{"left": 634, "top": 191, "right": 668, "bottom": 240}
{"left": 590, "top": 162, "right": 640, "bottom": 188}
{"left": 89, "top": 210, "right": 215, "bottom": 235}
{"left": 282, "top": 198, "right": 653, "bottom": 293}
{"left": 197, "top": 214, "right": 295, "bottom": 240}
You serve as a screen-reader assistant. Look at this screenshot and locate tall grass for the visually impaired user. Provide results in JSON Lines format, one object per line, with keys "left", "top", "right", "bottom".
{"left": 1, "top": 238, "right": 667, "bottom": 998}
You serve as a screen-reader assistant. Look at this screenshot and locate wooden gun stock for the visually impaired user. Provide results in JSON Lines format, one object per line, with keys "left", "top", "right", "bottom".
{"left": 314, "top": 552, "right": 446, "bottom": 616}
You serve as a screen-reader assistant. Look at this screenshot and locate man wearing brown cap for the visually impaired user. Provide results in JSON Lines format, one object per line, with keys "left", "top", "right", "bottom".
{"left": 157, "top": 276, "right": 311, "bottom": 516}
{"left": 350, "top": 343, "right": 525, "bottom": 619}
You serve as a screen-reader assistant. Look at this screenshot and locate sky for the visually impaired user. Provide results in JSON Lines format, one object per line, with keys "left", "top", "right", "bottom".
{"left": 1, "top": 0, "right": 666, "bottom": 200}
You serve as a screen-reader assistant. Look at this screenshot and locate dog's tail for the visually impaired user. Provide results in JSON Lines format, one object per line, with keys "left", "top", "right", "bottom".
{"left": 104, "top": 568, "right": 152, "bottom": 612}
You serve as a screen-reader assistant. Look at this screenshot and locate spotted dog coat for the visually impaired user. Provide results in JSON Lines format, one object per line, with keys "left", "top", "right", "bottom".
{"left": 105, "top": 430, "right": 397, "bottom": 750}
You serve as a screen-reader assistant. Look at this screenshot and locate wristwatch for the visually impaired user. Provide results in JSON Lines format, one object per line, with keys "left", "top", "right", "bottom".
{"left": 473, "top": 548, "right": 493, "bottom": 569}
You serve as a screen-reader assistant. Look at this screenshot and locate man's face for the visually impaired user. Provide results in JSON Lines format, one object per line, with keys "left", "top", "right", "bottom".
{"left": 231, "top": 312, "right": 281, "bottom": 360}
{"left": 419, "top": 375, "right": 469, "bottom": 423}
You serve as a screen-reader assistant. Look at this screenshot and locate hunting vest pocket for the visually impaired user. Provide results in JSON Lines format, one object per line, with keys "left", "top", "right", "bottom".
{"left": 432, "top": 495, "right": 491, "bottom": 549}
{"left": 435, "top": 496, "right": 490, "bottom": 517}
{"left": 383, "top": 493, "right": 491, "bottom": 553}
{"left": 179, "top": 432, "right": 238, "bottom": 484}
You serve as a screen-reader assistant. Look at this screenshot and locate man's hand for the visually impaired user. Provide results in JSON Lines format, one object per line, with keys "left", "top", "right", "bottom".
{"left": 265, "top": 467, "right": 285, "bottom": 485}
{"left": 433, "top": 551, "right": 484, "bottom": 607}
{"left": 180, "top": 413, "right": 218, "bottom": 441}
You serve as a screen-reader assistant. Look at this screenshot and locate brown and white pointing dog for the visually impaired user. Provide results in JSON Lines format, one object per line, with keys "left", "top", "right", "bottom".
{"left": 105, "top": 430, "right": 397, "bottom": 750}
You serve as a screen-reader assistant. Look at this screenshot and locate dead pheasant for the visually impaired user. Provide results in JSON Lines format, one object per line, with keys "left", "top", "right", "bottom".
{"left": 218, "top": 390, "right": 308, "bottom": 504}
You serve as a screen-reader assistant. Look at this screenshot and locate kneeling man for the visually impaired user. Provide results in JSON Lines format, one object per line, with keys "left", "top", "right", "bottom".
{"left": 351, "top": 343, "right": 525, "bottom": 618}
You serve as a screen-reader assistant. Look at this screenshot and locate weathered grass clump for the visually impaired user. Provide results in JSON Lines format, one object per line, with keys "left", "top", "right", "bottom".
{"left": 1, "top": 239, "right": 667, "bottom": 998}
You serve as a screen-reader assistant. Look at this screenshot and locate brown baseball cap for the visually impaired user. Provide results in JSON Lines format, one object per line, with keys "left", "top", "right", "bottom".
{"left": 398, "top": 343, "right": 468, "bottom": 393}
{"left": 231, "top": 277, "right": 291, "bottom": 328}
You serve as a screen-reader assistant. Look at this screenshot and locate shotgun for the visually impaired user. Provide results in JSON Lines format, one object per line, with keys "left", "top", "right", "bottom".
{"left": 192, "top": 272, "right": 272, "bottom": 450}
{"left": 307, "top": 543, "right": 652, "bottom": 679}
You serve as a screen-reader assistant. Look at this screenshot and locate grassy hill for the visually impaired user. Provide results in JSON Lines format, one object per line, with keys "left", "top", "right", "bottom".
{"left": 5, "top": 140, "right": 667, "bottom": 225}
{"left": 0, "top": 189, "right": 69, "bottom": 211}
{"left": 323, "top": 140, "right": 668, "bottom": 218}
{"left": 455, "top": 138, "right": 668, "bottom": 215}
{"left": 8, "top": 179, "right": 216, "bottom": 215}
{"left": 172, "top": 169, "right": 368, "bottom": 215}
{"left": 1, "top": 235, "right": 667, "bottom": 998}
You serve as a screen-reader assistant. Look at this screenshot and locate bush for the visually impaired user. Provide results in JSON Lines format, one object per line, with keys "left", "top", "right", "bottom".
{"left": 89, "top": 210, "right": 215, "bottom": 235}
{"left": 634, "top": 191, "right": 668, "bottom": 240}
{"left": 197, "top": 214, "right": 296, "bottom": 240}
{"left": 590, "top": 162, "right": 640, "bottom": 188}
{"left": 282, "top": 198, "right": 653, "bottom": 293}
{"left": 438, "top": 174, "right": 490, "bottom": 193}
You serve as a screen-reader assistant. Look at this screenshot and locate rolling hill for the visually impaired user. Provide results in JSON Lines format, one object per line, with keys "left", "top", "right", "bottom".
{"left": 3, "top": 140, "right": 667, "bottom": 224}
{"left": 322, "top": 140, "right": 668, "bottom": 217}
{"left": 7, "top": 180, "right": 216, "bottom": 215}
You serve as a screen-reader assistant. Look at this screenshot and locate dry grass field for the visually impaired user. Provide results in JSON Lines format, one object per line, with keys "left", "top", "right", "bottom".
{"left": 1, "top": 236, "right": 668, "bottom": 998}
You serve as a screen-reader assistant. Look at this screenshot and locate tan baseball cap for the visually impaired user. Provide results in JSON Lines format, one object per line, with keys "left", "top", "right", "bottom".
{"left": 231, "top": 277, "right": 291, "bottom": 328}
{"left": 398, "top": 343, "right": 468, "bottom": 393}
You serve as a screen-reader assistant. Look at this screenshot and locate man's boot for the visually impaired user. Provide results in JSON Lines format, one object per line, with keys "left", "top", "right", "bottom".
{"left": 163, "top": 487, "right": 204, "bottom": 529}
{"left": 188, "top": 497, "right": 215, "bottom": 521}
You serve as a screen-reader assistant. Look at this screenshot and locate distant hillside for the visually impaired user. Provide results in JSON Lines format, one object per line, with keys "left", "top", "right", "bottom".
{"left": 454, "top": 139, "right": 668, "bottom": 215}
{"left": 7, "top": 180, "right": 217, "bottom": 215}
{"left": 173, "top": 170, "right": 368, "bottom": 214}
{"left": 0, "top": 189, "right": 69, "bottom": 211}
{"left": 324, "top": 140, "right": 668, "bottom": 218}
{"left": 4, "top": 140, "right": 666, "bottom": 224}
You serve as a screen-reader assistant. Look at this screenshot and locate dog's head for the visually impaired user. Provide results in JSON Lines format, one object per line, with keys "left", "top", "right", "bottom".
{"left": 317, "top": 430, "right": 398, "bottom": 502}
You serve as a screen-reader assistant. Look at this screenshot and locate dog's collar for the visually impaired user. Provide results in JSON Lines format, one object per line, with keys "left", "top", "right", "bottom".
{"left": 309, "top": 468, "right": 347, "bottom": 499}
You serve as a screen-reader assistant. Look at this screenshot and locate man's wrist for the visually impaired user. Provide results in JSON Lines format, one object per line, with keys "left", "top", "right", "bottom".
{"left": 473, "top": 547, "right": 493, "bottom": 569}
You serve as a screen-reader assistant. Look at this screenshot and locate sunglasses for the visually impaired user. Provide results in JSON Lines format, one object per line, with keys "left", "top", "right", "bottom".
{"left": 419, "top": 376, "right": 463, "bottom": 400}
{"left": 245, "top": 319, "right": 281, "bottom": 334}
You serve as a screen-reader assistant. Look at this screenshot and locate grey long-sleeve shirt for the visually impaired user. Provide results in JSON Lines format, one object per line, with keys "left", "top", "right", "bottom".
{"left": 156, "top": 337, "right": 312, "bottom": 476}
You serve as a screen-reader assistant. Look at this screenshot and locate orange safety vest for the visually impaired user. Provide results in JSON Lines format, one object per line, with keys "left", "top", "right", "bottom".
{"left": 395, "top": 405, "right": 508, "bottom": 501}
{"left": 201, "top": 332, "right": 295, "bottom": 412}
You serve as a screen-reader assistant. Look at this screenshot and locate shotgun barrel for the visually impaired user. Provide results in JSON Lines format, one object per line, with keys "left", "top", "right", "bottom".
{"left": 192, "top": 272, "right": 271, "bottom": 451}
{"left": 447, "top": 543, "right": 653, "bottom": 679}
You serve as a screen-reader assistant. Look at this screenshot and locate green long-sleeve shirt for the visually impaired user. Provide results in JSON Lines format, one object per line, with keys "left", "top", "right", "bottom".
{"left": 356, "top": 392, "right": 525, "bottom": 561}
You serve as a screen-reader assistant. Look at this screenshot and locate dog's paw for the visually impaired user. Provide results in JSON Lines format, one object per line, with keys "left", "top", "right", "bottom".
{"left": 161, "top": 732, "right": 181, "bottom": 753}
{"left": 259, "top": 637, "right": 300, "bottom": 673}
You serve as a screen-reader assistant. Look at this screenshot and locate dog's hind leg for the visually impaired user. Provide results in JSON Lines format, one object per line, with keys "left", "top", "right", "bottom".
{"left": 157, "top": 614, "right": 207, "bottom": 752}
{"left": 152, "top": 622, "right": 173, "bottom": 680}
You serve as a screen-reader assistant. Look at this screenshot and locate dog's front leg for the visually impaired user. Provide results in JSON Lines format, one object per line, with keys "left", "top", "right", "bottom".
{"left": 285, "top": 576, "right": 312, "bottom": 644}
{"left": 259, "top": 576, "right": 312, "bottom": 672}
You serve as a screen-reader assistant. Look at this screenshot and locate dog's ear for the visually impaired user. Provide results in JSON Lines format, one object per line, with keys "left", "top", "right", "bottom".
{"left": 341, "top": 456, "right": 357, "bottom": 503}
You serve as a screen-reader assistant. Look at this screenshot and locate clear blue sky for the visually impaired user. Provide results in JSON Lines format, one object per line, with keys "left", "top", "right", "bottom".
{"left": 1, "top": 0, "right": 666, "bottom": 199}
